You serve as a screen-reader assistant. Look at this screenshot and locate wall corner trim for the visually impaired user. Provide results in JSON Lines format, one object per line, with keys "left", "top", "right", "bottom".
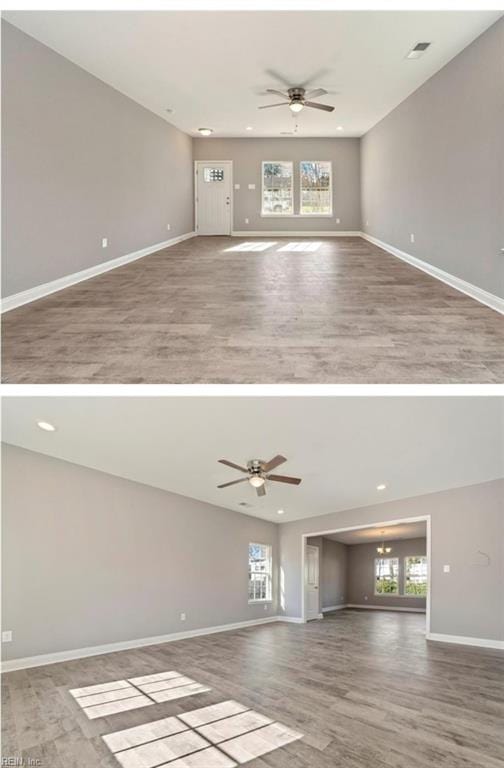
{"left": 360, "top": 233, "right": 504, "bottom": 315}
{"left": 1, "top": 232, "right": 197, "bottom": 313}
{"left": 426, "top": 632, "right": 504, "bottom": 650}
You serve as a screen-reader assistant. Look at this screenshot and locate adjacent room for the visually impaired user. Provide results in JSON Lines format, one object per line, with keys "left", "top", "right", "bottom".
{"left": 2, "top": 10, "right": 503, "bottom": 384}
{"left": 2, "top": 396, "right": 503, "bottom": 767}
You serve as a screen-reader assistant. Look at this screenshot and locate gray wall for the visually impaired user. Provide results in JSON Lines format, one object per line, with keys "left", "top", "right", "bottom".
{"left": 193, "top": 137, "right": 361, "bottom": 232}
{"left": 2, "top": 445, "right": 278, "bottom": 661}
{"left": 307, "top": 537, "right": 348, "bottom": 612}
{"left": 346, "top": 537, "right": 426, "bottom": 610}
{"left": 1, "top": 21, "right": 194, "bottom": 298}
{"left": 280, "top": 480, "right": 504, "bottom": 641}
{"left": 361, "top": 17, "right": 504, "bottom": 298}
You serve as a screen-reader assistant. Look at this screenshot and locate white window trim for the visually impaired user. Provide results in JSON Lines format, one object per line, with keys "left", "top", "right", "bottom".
{"left": 374, "top": 556, "right": 400, "bottom": 597}
{"left": 248, "top": 541, "right": 273, "bottom": 604}
{"left": 403, "top": 554, "right": 428, "bottom": 598}
{"left": 261, "top": 161, "right": 294, "bottom": 217}
{"left": 299, "top": 160, "right": 333, "bottom": 217}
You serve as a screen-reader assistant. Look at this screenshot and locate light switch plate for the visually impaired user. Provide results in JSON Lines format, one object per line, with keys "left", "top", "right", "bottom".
{"left": 248, "top": 184, "right": 255, "bottom": 190}
{"left": 234, "top": 183, "right": 240, "bottom": 190}
{"left": 2, "top": 630, "right": 13, "bottom": 642}
{"left": 443, "top": 564, "right": 450, "bottom": 573}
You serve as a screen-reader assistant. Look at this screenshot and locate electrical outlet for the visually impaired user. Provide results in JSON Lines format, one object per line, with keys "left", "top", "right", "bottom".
{"left": 180, "top": 612, "right": 186, "bottom": 621}
{"left": 410, "top": 233, "right": 415, "bottom": 243}
{"left": 2, "top": 630, "right": 13, "bottom": 642}
{"left": 245, "top": 218, "right": 249, "bottom": 224}
{"left": 336, "top": 218, "right": 341, "bottom": 224}
{"left": 364, "top": 595, "right": 368, "bottom": 601}
{"left": 166, "top": 224, "right": 171, "bottom": 231}
{"left": 365, "top": 220, "right": 369, "bottom": 226}
{"left": 102, "top": 237, "right": 108, "bottom": 249}
{"left": 443, "top": 564, "right": 450, "bottom": 573}
{"left": 263, "top": 604, "right": 269, "bottom": 611}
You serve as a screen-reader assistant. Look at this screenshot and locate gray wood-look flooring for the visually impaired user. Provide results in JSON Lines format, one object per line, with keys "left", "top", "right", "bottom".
{"left": 2, "top": 236, "right": 503, "bottom": 383}
{"left": 2, "top": 610, "right": 504, "bottom": 767}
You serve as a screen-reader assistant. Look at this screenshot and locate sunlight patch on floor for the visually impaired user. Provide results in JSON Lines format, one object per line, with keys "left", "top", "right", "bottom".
{"left": 225, "top": 242, "right": 277, "bottom": 252}
{"left": 70, "top": 670, "right": 211, "bottom": 719}
{"left": 277, "top": 242, "right": 322, "bottom": 252}
{"left": 103, "top": 699, "right": 303, "bottom": 766}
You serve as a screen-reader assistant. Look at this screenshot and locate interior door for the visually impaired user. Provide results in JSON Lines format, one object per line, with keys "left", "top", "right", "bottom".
{"left": 305, "top": 545, "right": 320, "bottom": 620}
{"left": 196, "top": 161, "right": 232, "bottom": 235}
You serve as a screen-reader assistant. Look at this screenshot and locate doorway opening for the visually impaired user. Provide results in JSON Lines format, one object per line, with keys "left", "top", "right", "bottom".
{"left": 302, "top": 515, "right": 431, "bottom": 634}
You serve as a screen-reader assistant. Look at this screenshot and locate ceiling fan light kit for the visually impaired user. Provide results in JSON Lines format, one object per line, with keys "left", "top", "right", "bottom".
{"left": 217, "top": 455, "right": 302, "bottom": 497}
{"left": 260, "top": 86, "right": 335, "bottom": 114}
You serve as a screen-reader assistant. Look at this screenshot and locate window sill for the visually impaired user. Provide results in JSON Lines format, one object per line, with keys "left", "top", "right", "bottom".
{"left": 248, "top": 599, "right": 273, "bottom": 604}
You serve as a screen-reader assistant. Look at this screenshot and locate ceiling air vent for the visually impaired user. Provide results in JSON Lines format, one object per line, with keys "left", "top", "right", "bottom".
{"left": 406, "top": 42, "right": 431, "bottom": 60}
{"left": 238, "top": 501, "right": 252, "bottom": 507}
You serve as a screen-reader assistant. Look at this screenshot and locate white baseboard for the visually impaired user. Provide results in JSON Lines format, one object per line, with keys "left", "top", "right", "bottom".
{"left": 1, "top": 232, "right": 196, "bottom": 313}
{"left": 361, "top": 232, "right": 504, "bottom": 315}
{"left": 231, "top": 230, "right": 360, "bottom": 237}
{"left": 346, "top": 603, "right": 426, "bottom": 613}
{"left": 1, "top": 616, "right": 279, "bottom": 673}
{"left": 427, "top": 632, "right": 504, "bottom": 650}
{"left": 278, "top": 616, "right": 305, "bottom": 624}
{"left": 322, "top": 604, "right": 347, "bottom": 612}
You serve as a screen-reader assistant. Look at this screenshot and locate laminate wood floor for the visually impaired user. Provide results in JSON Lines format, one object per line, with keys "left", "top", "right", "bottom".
{"left": 2, "top": 237, "right": 503, "bottom": 383}
{"left": 3, "top": 610, "right": 504, "bottom": 768}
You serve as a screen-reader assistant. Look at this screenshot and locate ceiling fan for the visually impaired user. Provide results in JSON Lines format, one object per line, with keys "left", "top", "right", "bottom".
{"left": 217, "top": 455, "right": 302, "bottom": 497}
{"left": 259, "top": 87, "right": 334, "bottom": 113}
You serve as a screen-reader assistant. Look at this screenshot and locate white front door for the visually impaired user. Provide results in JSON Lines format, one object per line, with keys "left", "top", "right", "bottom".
{"left": 305, "top": 545, "right": 320, "bottom": 621}
{"left": 195, "top": 161, "right": 232, "bottom": 235}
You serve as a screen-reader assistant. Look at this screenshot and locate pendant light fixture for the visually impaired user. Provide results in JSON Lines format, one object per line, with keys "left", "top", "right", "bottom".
{"left": 376, "top": 531, "right": 392, "bottom": 556}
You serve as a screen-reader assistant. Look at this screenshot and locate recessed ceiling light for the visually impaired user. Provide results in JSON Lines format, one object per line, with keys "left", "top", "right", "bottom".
{"left": 165, "top": 108, "right": 173, "bottom": 114}
{"left": 37, "top": 420, "right": 56, "bottom": 432}
{"left": 277, "top": 509, "right": 285, "bottom": 515}
{"left": 376, "top": 484, "right": 386, "bottom": 491}
{"left": 337, "top": 126, "right": 344, "bottom": 131}
{"left": 245, "top": 126, "right": 253, "bottom": 131}
{"left": 198, "top": 128, "right": 213, "bottom": 136}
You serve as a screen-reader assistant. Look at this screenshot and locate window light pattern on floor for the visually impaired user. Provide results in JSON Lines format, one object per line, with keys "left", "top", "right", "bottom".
{"left": 277, "top": 242, "right": 321, "bottom": 252}
{"left": 102, "top": 699, "right": 303, "bottom": 766}
{"left": 225, "top": 242, "right": 277, "bottom": 252}
{"left": 70, "top": 671, "right": 210, "bottom": 719}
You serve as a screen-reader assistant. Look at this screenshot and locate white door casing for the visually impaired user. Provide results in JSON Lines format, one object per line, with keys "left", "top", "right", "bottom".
{"left": 305, "top": 544, "right": 320, "bottom": 620}
{"left": 195, "top": 161, "right": 232, "bottom": 235}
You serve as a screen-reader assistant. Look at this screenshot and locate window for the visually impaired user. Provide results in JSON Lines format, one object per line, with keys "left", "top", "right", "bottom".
{"left": 262, "top": 162, "right": 293, "bottom": 215}
{"left": 203, "top": 168, "right": 224, "bottom": 182}
{"left": 300, "top": 161, "right": 332, "bottom": 215}
{"left": 405, "top": 556, "right": 428, "bottom": 597}
{"left": 374, "top": 557, "right": 399, "bottom": 595}
{"left": 248, "top": 543, "right": 272, "bottom": 602}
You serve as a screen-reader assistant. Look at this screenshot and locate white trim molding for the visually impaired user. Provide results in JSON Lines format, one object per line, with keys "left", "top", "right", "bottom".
{"left": 277, "top": 616, "right": 306, "bottom": 624}
{"left": 427, "top": 632, "right": 504, "bottom": 650}
{"left": 1, "top": 232, "right": 196, "bottom": 313}
{"left": 232, "top": 230, "right": 360, "bottom": 237}
{"left": 361, "top": 232, "right": 504, "bottom": 315}
{"left": 322, "top": 604, "right": 347, "bottom": 612}
{"left": 1, "top": 616, "right": 283, "bottom": 673}
{"left": 346, "top": 604, "right": 426, "bottom": 613}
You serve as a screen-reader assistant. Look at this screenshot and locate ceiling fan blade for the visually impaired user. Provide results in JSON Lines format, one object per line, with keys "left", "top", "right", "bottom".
{"left": 304, "top": 88, "right": 327, "bottom": 99}
{"left": 258, "top": 102, "right": 287, "bottom": 110}
{"left": 218, "top": 459, "right": 249, "bottom": 473}
{"left": 256, "top": 484, "right": 266, "bottom": 497}
{"left": 304, "top": 101, "right": 335, "bottom": 112}
{"left": 267, "top": 474, "right": 302, "bottom": 485}
{"left": 263, "top": 454, "right": 287, "bottom": 472}
{"left": 217, "top": 477, "right": 249, "bottom": 489}
{"left": 265, "top": 88, "right": 290, "bottom": 100}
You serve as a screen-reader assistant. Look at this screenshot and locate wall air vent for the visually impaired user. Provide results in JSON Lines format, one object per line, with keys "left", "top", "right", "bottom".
{"left": 406, "top": 42, "right": 431, "bottom": 60}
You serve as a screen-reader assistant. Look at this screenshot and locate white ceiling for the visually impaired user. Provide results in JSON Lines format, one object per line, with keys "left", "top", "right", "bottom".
{"left": 3, "top": 10, "right": 501, "bottom": 137}
{"left": 324, "top": 521, "right": 426, "bottom": 545}
{"left": 2, "top": 397, "right": 503, "bottom": 523}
